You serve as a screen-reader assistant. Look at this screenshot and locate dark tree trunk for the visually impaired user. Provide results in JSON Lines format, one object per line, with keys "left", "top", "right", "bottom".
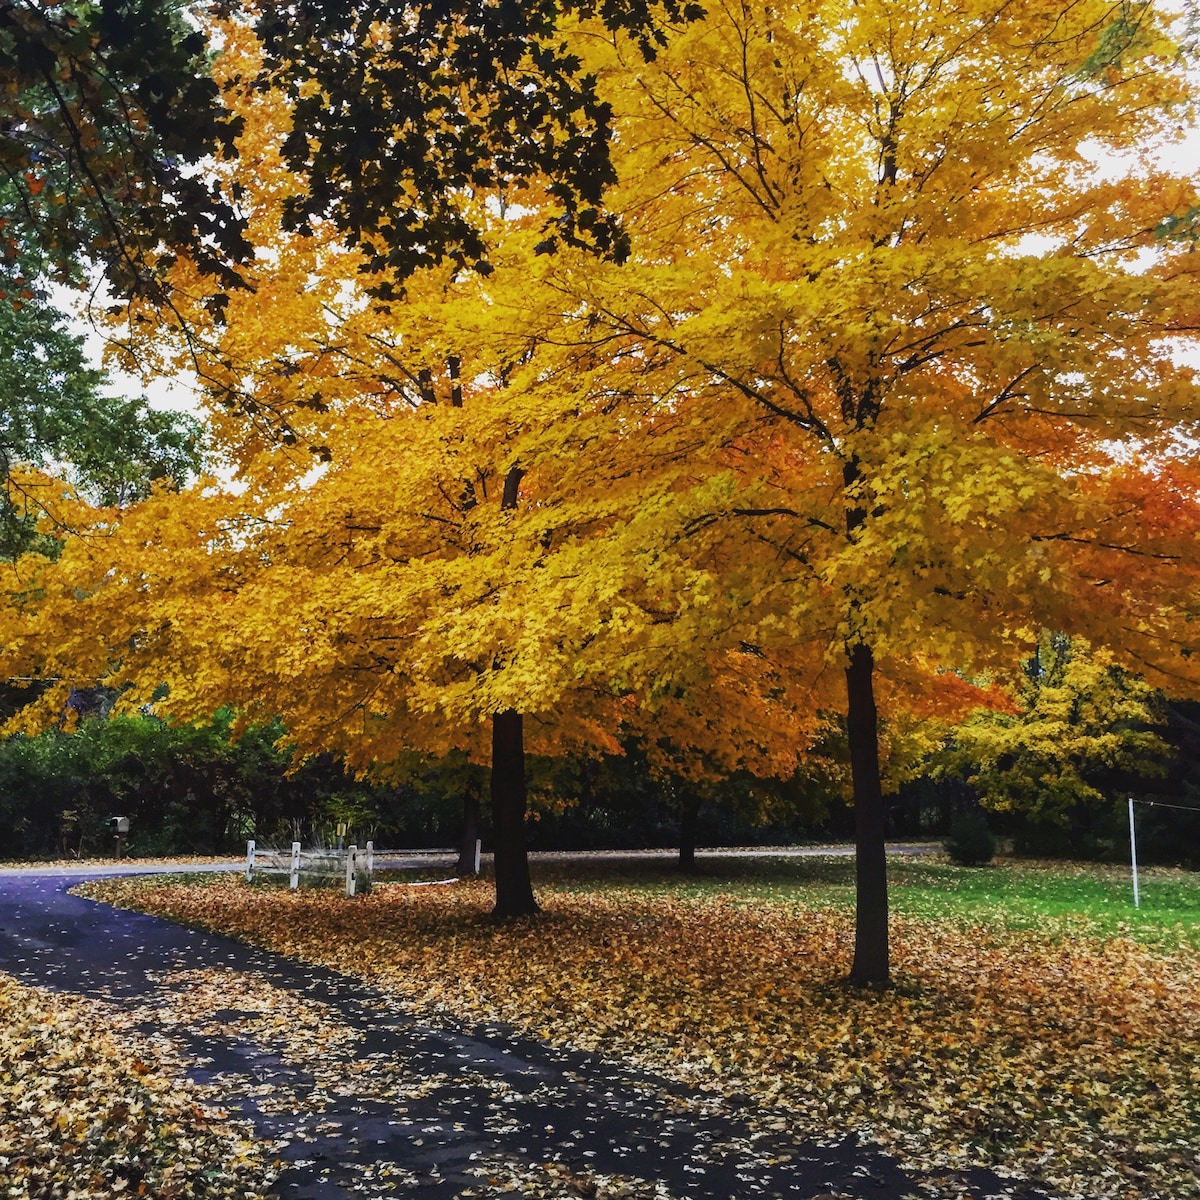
{"left": 488, "top": 462, "right": 535, "bottom": 916}
{"left": 490, "top": 708, "right": 538, "bottom": 917}
{"left": 678, "top": 793, "right": 701, "bottom": 872}
{"left": 846, "top": 641, "right": 889, "bottom": 986}
{"left": 417, "top": 366, "right": 436, "bottom": 405}
{"left": 456, "top": 784, "right": 481, "bottom": 875}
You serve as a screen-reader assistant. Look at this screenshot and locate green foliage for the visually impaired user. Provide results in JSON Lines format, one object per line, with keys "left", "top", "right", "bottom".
{"left": 0, "top": 254, "right": 203, "bottom": 556}
{"left": 258, "top": 0, "right": 701, "bottom": 291}
{"left": 0, "top": 0, "right": 247, "bottom": 294}
{"left": 0, "top": 711, "right": 307, "bottom": 858}
{"left": 937, "top": 634, "right": 1169, "bottom": 822}
{"left": 944, "top": 811, "right": 997, "bottom": 867}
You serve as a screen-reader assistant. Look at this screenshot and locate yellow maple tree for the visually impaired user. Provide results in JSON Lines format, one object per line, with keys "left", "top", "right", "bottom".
{"left": 492, "top": 0, "right": 1200, "bottom": 981}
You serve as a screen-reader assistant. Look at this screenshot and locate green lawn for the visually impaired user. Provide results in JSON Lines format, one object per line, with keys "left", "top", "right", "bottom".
{"left": 519, "top": 852, "right": 1200, "bottom": 948}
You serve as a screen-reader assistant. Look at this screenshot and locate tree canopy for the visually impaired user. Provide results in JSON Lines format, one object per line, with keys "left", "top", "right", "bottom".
{"left": 0, "top": 0, "right": 248, "bottom": 295}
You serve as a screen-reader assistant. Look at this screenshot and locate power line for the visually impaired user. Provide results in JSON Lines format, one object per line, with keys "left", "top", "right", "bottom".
{"left": 1131, "top": 799, "right": 1200, "bottom": 814}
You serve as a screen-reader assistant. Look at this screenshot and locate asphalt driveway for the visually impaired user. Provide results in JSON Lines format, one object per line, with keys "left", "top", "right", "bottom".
{"left": 0, "top": 853, "right": 1039, "bottom": 1200}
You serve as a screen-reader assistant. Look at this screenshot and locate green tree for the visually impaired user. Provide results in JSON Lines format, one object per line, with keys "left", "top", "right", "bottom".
{"left": 939, "top": 635, "right": 1170, "bottom": 823}
{"left": 1, "top": 0, "right": 248, "bottom": 296}
{"left": 0, "top": 257, "right": 202, "bottom": 558}
{"left": 256, "top": 0, "right": 701, "bottom": 292}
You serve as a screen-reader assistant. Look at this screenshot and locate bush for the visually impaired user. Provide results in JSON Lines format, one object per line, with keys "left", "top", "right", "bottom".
{"left": 945, "top": 811, "right": 996, "bottom": 866}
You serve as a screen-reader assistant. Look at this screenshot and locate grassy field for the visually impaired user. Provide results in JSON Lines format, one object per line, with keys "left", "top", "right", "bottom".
{"left": 82, "top": 854, "right": 1200, "bottom": 1200}
{"left": 515, "top": 854, "right": 1200, "bottom": 946}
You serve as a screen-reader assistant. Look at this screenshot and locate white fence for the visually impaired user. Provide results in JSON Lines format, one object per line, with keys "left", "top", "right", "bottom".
{"left": 246, "top": 840, "right": 374, "bottom": 896}
{"left": 244, "top": 839, "right": 480, "bottom": 896}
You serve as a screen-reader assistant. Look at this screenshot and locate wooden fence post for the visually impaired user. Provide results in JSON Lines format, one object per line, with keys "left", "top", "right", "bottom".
{"left": 345, "top": 845, "right": 357, "bottom": 897}
{"left": 366, "top": 840, "right": 374, "bottom": 877}
{"left": 246, "top": 840, "right": 255, "bottom": 883}
{"left": 290, "top": 841, "right": 301, "bottom": 890}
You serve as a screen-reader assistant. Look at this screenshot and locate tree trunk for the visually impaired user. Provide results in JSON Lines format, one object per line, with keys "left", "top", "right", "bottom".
{"left": 490, "top": 708, "right": 538, "bottom": 917}
{"left": 456, "top": 784, "right": 480, "bottom": 876}
{"left": 678, "top": 793, "right": 700, "bottom": 872}
{"left": 846, "top": 641, "right": 890, "bottom": 986}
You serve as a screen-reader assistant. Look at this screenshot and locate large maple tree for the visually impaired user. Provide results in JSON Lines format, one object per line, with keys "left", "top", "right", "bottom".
{"left": 501, "top": 0, "right": 1200, "bottom": 981}
{"left": 0, "top": 22, "right": 642, "bottom": 916}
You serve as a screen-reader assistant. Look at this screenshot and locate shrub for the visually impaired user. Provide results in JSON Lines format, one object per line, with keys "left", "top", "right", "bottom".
{"left": 945, "top": 811, "right": 997, "bottom": 866}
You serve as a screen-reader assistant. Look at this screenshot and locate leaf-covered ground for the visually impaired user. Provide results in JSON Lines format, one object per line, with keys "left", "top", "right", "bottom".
{"left": 82, "top": 857, "right": 1200, "bottom": 1200}
{"left": 0, "top": 971, "right": 266, "bottom": 1199}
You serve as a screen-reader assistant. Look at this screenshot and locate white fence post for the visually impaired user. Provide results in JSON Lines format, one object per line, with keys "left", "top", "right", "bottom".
{"left": 345, "top": 845, "right": 357, "bottom": 897}
{"left": 290, "top": 841, "right": 301, "bottom": 890}
{"left": 474, "top": 838, "right": 481, "bottom": 874}
{"left": 366, "top": 840, "right": 374, "bottom": 878}
{"left": 1129, "top": 797, "right": 1140, "bottom": 909}
{"left": 246, "top": 840, "right": 256, "bottom": 883}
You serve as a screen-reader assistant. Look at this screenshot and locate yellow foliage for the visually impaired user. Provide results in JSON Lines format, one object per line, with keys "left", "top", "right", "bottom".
{"left": 2, "top": 0, "right": 1199, "bottom": 799}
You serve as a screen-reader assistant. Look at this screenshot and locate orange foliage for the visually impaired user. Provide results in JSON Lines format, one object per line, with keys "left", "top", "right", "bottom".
{"left": 83, "top": 871, "right": 1200, "bottom": 1200}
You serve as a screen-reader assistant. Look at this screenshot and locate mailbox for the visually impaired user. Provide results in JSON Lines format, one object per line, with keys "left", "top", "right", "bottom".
{"left": 110, "top": 816, "right": 130, "bottom": 834}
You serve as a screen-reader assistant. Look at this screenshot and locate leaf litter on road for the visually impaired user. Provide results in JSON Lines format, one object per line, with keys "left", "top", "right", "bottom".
{"left": 0, "top": 971, "right": 266, "bottom": 1199}
{"left": 77, "top": 868, "right": 1200, "bottom": 1200}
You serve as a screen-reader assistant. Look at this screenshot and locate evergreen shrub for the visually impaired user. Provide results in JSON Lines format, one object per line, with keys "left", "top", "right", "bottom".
{"left": 945, "top": 811, "right": 997, "bottom": 866}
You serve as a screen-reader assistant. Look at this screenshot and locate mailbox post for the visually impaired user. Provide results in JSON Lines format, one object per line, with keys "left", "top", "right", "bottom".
{"left": 109, "top": 816, "right": 129, "bottom": 859}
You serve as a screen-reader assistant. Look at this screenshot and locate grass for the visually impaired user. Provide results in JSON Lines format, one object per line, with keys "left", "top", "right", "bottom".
{"left": 118, "top": 851, "right": 1200, "bottom": 948}
{"left": 889, "top": 857, "right": 1200, "bottom": 941}
{"left": 104, "top": 850, "right": 1200, "bottom": 948}
{"left": 519, "top": 852, "right": 1200, "bottom": 948}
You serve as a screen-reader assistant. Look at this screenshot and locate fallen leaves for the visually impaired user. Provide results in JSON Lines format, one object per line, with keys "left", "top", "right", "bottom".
{"left": 80, "top": 864, "right": 1200, "bottom": 1200}
{"left": 0, "top": 972, "right": 267, "bottom": 1199}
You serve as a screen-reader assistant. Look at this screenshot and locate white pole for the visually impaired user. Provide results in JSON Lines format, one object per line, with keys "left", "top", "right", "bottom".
{"left": 290, "top": 841, "right": 301, "bottom": 890}
{"left": 1128, "top": 797, "right": 1140, "bottom": 909}
{"left": 474, "top": 838, "right": 482, "bottom": 875}
{"left": 246, "top": 839, "right": 256, "bottom": 883}
{"left": 346, "top": 845, "right": 357, "bottom": 897}
{"left": 366, "top": 840, "right": 374, "bottom": 877}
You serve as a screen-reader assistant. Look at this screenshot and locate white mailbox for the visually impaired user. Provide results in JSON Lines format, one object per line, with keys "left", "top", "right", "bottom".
{"left": 110, "top": 816, "right": 129, "bottom": 834}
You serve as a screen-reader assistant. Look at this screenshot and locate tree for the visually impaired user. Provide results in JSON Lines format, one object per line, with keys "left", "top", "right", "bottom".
{"left": 937, "top": 633, "right": 1170, "bottom": 821}
{"left": 499, "top": 0, "right": 1200, "bottom": 982}
{"left": 0, "top": 0, "right": 247, "bottom": 295}
{"left": 252, "top": 0, "right": 702, "bottom": 290}
{"left": 0, "top": 0, "right": 705, "bottom": 911}
{"left": 0, "top": 22, "right": 634, "bottom": 915}
{"left": 0, "top": 13, "right": 822, "bottom": 911}
{"left": 5, "top": 2, "right": 1200, "bottom": 993}
{"left": 3, "top": 0, "right": 700, "bottom": 306}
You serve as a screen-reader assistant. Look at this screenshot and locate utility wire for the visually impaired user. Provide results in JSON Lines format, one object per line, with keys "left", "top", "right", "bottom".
{"left": 1131, "top": 799, "right": 1200, "bottom": 814}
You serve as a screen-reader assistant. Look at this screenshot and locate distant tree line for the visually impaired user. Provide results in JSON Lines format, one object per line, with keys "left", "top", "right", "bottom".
{"left": 1, "top": 683, "right": 1197, "bottom": 867}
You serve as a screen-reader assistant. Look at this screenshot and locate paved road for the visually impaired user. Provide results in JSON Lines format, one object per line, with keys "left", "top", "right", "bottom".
{"left": 0, "top": 851, "right": 1039, "bottom": 1200}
